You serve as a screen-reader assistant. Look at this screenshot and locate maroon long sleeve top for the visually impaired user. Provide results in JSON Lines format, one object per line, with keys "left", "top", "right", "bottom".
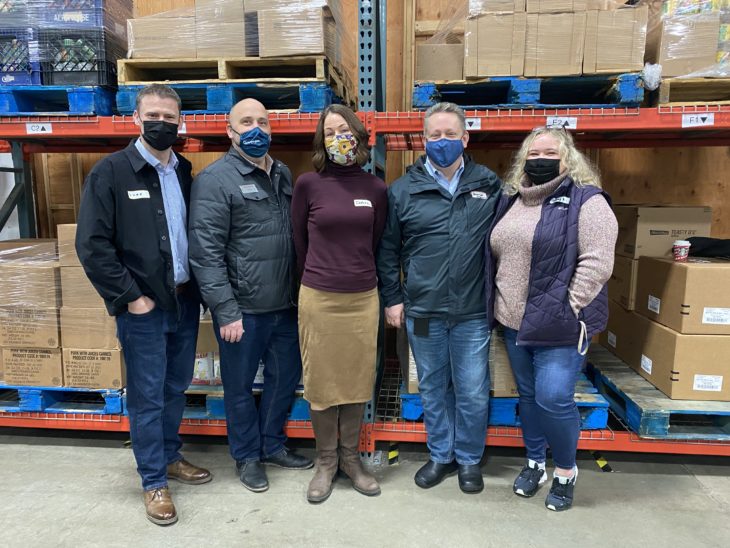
{"left": 291, "top": 162, "right": 388, "bottom": 293}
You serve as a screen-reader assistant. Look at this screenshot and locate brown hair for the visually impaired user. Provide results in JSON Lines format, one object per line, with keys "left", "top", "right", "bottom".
{"left": 312, "top": 105, "right": 371, "bottom": 172}
{"left": 135, "top": 83, "right": 182, "bottom": 112}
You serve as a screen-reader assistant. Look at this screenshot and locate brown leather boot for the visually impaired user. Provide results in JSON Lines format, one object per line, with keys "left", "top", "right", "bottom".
{"left": 167, "top": 458, "right": 213, "bottom": 485}
{"left": 307, "top": 406, "right": 339, "bottom": 504}
{"left": 338, "top": 403, "right": 381, "bottom": 497}
{"left": 143, "top": 487, "right": 178, "bottom": 526}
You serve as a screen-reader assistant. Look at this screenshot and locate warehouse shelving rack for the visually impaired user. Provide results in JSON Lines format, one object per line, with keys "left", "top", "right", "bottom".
{"left": 2, "top": 0, "right": 730, "bottom": 457}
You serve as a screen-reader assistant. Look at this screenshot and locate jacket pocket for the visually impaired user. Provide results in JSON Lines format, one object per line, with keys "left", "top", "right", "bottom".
{"left": 405, "top": 260, "right": 426, "bottom": 305}
{"left": 239, "top": 188, "right": 276, "bottom": 224}
{"left": 235, "top": 257, "right": 255, "bottom": 301}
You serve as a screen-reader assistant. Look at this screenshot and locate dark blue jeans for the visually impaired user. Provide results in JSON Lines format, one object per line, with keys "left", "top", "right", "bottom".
{"left": 406, "top": 317, "right": 491, "bottom": 465}
{"left": 502, "top": 326, "right": 587, "bottom": 469}
{"left": 214, "top": 308, "right": 301, "bottom": 463}
{"left": 116, "top": 293, "right": 200, "bottom": 491}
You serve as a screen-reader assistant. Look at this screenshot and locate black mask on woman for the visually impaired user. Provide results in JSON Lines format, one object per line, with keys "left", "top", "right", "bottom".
{"left": 524, "top": 158, "right": 561, "bottom": 185}
{"left": 142, "top": 120, "right": 179, "bottom": 151}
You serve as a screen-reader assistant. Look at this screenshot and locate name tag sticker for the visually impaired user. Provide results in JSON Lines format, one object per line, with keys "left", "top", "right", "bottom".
{"left": 471, "top": 191, "right": 487, "bottom": 200}
{"left": 549, "top": 196, "right": 570, "bottom": 205}
{"left": 128, "top": 190, "right": 150, "bottom": 200}
{"left": 354, "top": 199, "right": 372, "bottom": 207}
{"left": 240, "top": 184, "right": 258, "bottom": 194}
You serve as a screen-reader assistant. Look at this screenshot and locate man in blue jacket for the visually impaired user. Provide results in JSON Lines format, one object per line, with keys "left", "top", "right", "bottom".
{"left": 377, "top": 102, "right": 501, "bottom": 494}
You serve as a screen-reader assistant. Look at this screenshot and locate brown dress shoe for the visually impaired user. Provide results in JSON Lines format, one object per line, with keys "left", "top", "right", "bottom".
{"left": 167, "top": 459, "right": 213, "bottom": 485}
{"left": 143, "top": 487, "right": 177, "bottom": 526}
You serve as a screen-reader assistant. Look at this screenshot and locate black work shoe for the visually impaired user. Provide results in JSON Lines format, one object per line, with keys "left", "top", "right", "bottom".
{"left": 458, "top": 464, "right": 484, "bottom": 494}
{"left": 236, "top": 460, "right": 269, "bottom": 493}
{"left": 414, "top": 460, "right": 458, "bottom": 489}
{"left": 513, "top": 461, "right": 547, "bottom": 498}
{"left": 545, "top": 468, "right": 578, "bottom": 512}
{"left": 262, "top": 448, "right": 314, "bottom": 470}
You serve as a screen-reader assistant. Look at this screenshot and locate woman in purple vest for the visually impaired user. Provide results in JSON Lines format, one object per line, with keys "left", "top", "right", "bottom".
{"left": 484, "top": 127, "right": 617, "bottom": 511}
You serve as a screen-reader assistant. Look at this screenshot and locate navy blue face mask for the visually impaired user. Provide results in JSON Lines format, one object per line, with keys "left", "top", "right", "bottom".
{"left": 232, "top": 126, "right": 271, "bottom": 158}
{"left": 425, "top": 138, "right": 464, "bottom": 168}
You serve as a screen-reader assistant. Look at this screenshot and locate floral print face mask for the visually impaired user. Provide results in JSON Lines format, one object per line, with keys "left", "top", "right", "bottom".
{"left": 325, "top": 133, "right": 358, "bottom": 166}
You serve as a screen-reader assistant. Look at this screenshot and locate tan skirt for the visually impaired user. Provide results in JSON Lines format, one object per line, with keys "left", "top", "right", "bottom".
{"left": 298, "top": 285, "right": 379, "bottom": 411}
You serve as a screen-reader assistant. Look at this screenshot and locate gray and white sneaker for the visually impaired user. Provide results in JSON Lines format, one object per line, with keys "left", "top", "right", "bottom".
{"left": 513, "top": 459, "right": 547, "bottom": 497}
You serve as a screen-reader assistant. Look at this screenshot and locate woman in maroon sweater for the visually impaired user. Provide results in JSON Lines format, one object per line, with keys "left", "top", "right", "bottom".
{"left": 291, "top": 104, "right": 388, "bottom": 503}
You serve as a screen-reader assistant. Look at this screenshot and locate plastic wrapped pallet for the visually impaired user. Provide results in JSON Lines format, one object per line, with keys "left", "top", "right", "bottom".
{"left": 416, "top": 1, "right": 467, "bottom": 81}
{"left": 584, "top": 5, "right": 649, "bottom": 74}
{"left": 195, "top": 0, "right": 247, "bottom": 58}
{"left": 324, "top": 0, "right": 357, "bottom": 100}
{"left": 525, "top": 10, "right": 587, "bottom": 76}
{"left": 127, "top": 8, "right": 197, "bottom": 59}
{"left": 464, "top": 11, "right": 527, "bottom": 78}
{"left": 256, "top": 5, "right": 326, "bottom": 57}
{"left": 25, "top": 0, "right": 132, "bottom": 42}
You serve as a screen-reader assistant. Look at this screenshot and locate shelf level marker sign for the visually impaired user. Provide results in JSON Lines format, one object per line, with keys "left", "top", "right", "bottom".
{"left": 546, "top": 116, "right": 578, "bottom": 130}
{"left": 465, "top": 118, "right": 482, "bottom": 131}
{"left": 682, "top": 113, "right": 714, "bottom": 128}
{"left": 26, "top": 123, "right": 53, "bottom": 134}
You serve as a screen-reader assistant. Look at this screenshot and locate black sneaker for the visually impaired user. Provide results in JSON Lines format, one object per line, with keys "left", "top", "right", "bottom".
{"left": 513, "top": 461, "right": 547, "bottom": 498}
{"left": 236, "top": 460, "right": 269, "bottom": 493}
{"left": 545, "top": 469, "right": 578, "bottom": 512}
{"left": 262, "top": 448, "right": 314, "bottom": 470}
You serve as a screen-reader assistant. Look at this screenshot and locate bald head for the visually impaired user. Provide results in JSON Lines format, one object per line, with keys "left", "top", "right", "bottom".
{"left": 229, "top": 98, "right": 268, "bottom": 126}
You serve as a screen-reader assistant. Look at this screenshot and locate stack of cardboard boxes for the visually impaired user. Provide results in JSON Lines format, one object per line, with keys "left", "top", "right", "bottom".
{"left": 0, "top": 240, "right": 62, "bottom": 386}
{"left": 57, "top": 225, "right": 125, "bottom": 390}
{"left": 193, "top": 315, "right": 221, "bottom": 385}
{"left": 601, "top": 205, "right": 730, "bottom": 402}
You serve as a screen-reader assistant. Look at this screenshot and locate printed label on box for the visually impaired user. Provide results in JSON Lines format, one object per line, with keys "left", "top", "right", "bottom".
{"left": 647, "top": 295, "right": 661, "bottom": 314}
{"left": 693, "top": 374, "right": 723, "bottom": 392}
{"left": 702, "top": 307, "right": 730, "bottom": 325}
{"left": 640, "top": 354, "right": 652, "bottom": 375}
{"left": 607, "top": 331, "right": 617, "bottom": 348}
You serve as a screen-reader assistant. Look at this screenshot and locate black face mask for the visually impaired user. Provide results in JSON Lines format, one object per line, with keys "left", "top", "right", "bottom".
{"left": 524, "top": 158, "right": 561, "bottom": 185}
{"left": 142, "top": 120, "right": 179, "bottom": 151}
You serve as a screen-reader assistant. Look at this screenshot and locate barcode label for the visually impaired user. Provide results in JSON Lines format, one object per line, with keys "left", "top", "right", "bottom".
{"left": 607, "top": 331, "right": 616, "bottom": 348}
{"left": 693, "top": 374, "right": 723, "bottom": 392}
{"left": 640, "top": 354, "right": 652, "bottom": 374}
{"left": 647, "top": 295, "right": 661, "bottom": 314}
{"left": 702, "top": 308, "right": 730, "bottom": 325}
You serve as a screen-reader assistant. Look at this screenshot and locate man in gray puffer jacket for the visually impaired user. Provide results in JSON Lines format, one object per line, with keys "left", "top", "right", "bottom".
{"left": 189, "top": 99, "right": 312, "bottom": 493}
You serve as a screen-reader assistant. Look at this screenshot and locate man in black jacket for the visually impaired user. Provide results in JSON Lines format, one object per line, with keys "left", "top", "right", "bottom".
{"left": 76, "top": 84, "right": 211, "bottom": 527}
{"left": 377, "top": 102, "right": 501, "bottom": 495}
{"left": 188, "top": 98, "right": 312, "bottom": 493}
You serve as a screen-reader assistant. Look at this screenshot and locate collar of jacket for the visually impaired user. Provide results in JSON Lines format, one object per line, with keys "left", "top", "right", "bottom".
{"left": 226, "top": 146, "right": 274, "bottom": 177}
{"left": 123, "top": 139, "right": 183, "bottom": 174}
{"left": 407, "top": 154, "right": 498, "bottom": 196}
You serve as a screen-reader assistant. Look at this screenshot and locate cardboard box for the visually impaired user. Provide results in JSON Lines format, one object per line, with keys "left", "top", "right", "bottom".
{"left": 60, "top": 266, "right": 105, "bottom": 309}
{"left": 60, "top": 308, "right": 119, "bottom": 350}
{"left": 636, "top": 257, "right": 730, "bottom": 335}
{"left": 57, "top": 224, "right": 80, "bottom": 267}
{"left": 0, "top": 307, "right": 60, "bottom": 349}
{"left": 128, "top": 15, "right": 197, "bottom": 59}
{"left": 0, "top": 238, "right": 57, "bottom": 261}
{"left": 608, "top": 255, "right": 639, "bottom": 310}
{"left": 62, "top": 349, "right": 125, "bottom": 390}
{"left": 2, "top": 348, "right": 63, "bottom": 387}
{"left": 524, "top": 12, "right": 586, "bottom": 77}
{"left": 196, "top": 0, "right": 244, "bottom": 21}
{"left": 197, "top": 320, "right": 218, "bottom": 354}
{"left": 614, "top": 205, "right": 712, "bottom": 259}
{"left": 601, "top": 303, "right": 730, "bottom": 401}
{"left": 195, "top": 0, "right": 246, "bottom": 58}
{"left": 526, "top": 0, "right": 587, "bottom": 12}
{"left": 490, "top": 328, "right": 518, "bottom": 397}
{"left": 584, "top": 6, "right": 648, "bottom": 74}
{"left": 645, "top": 14, "right": 720, "bottom": 78}
{"left": 0, "top": 262, "right": 60, "bottom": 308}
{"left": 464, "top": 12, "right": 527, "bottom": 78}
{"left": 468, "top": 0, "right": 526, "bottom": 13}
{"left": 245, "top": 0, "right": 325, "bottom": 11}
{"left": 416, "top": 43, "right": 464, "bottom": 81}
{"left": 396, "top": 328, "right": 419, "bottom": 394}
{"left": 257, "top": 8, "right": 324, "bottom": 57}
{"left": 0, "top": 351, "right": 4, "bottom": 382}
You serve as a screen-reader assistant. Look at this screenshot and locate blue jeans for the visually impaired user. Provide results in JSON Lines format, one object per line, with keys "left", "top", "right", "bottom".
{"left": 406, "top": 317, "right": 490, "bottom": 465}
{"left": 502, "top": 326, "right": 587, "bottom": 469}
{"left": 116, "top": 292, "right": 200, "bottom": 491}
{"left": 214, "top": 308, "right": 302, "bottom": 463}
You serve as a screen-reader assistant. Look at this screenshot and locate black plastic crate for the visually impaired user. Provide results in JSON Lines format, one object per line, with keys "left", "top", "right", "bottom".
{"left": 0, "top": 28, "right": 42, "bottom": 85}
{"left": 38, "top": 28, "right": 124, "bottom": 86}
{"left": 0, "top": 1, "right": 30, "bottom": 27}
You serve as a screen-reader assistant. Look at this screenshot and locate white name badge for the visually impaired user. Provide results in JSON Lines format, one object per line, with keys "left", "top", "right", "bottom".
{"left": 471, "top": 191, "right": 487, "bottom": 200}
{"left": 354, "top": 199, "right": 372, "bottom": 207}
{"left": 549, "top": 196, "right": 570, "bottom": 205}
{"left": 128, "top": 190, "right": 150, "bottom": 200}
{"left": 240, "top": 184, "right": 258, "bottom": 194}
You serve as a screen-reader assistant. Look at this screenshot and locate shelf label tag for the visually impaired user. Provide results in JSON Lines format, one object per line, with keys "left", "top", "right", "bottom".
{"left": 178, "top": 121, "right": 187, "bottom": 135}
{"left": 682, "top": 113, "right": 714, "bottom": 128}
{"left": 25, "top": 123, "right": 53, "bottom": 134}
{"left": 465, "top": 117, "right": 481, "bottom": 130}
{"left": 546, "top": 116, "right": 578, "bottom": 130}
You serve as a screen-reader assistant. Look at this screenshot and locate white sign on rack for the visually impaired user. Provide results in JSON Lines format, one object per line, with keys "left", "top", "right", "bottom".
{"left": 682, "top": 113, "right": 715, "bottom": 128}
{"left": 546, "top": 116, "right": 578, "bottom": 130}
{"left": 465, "top": 117, "right": 482, "bottom": 131}
{"left": 25, "top": 123, "right": 53, "bottom": 134}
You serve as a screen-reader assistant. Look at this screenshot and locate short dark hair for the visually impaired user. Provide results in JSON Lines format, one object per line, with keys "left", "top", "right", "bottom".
{"left": 312, "top": 105, "right": 371, "bottom": 172}
{"left": 135, "top": 83, "right": 182, "bottom": 113}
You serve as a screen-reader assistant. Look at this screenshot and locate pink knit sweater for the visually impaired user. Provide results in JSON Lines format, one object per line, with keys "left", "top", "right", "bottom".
{"left": 490, "top": 174, "right": 618, "bottom": 331}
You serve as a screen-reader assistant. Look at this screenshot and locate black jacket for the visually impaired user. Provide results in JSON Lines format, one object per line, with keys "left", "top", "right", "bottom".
{"left": 376, "top": 155, "right": 501, "bottom": 321}
{"left": 188, "top": 148, "right": 297, "bottom": 326}
{"left": 76, "top": 141, "right": 200, "bottom": 316}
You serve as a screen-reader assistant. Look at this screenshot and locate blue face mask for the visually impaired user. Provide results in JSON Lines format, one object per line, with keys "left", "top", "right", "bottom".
{"left": 425, "top": 138, "right": 464, "bottom": 168}
{"left": 234, "top": 126, "right": 271, "bottom": 158}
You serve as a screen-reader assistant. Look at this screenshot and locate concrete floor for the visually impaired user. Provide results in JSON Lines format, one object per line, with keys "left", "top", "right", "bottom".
{"left": 0, "top": 431, "right": 729, "bottom": 548}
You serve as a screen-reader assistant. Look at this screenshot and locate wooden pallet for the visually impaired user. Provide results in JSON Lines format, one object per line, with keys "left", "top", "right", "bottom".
{"left": 117, "top": 56, "right": 326, "bottom": 85}
{"left": 588, "top": 346, "right": 730, "bottom": 440}
{"left": 659, "top": 77, "right": 730, "bottom": 106}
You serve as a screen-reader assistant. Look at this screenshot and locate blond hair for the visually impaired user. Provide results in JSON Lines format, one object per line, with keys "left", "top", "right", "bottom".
{"left": 504, "top": 127, "right": 601, "bottom": 195}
